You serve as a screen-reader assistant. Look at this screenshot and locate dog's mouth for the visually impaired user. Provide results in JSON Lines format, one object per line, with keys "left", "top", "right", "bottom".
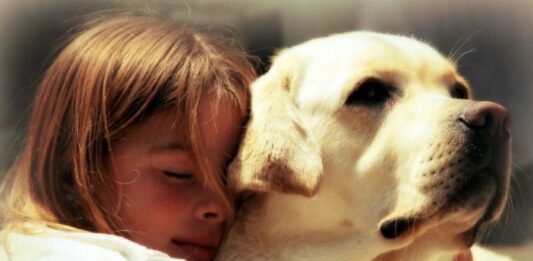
{"left": 378, "top": 167, "right": 507, "bottom": 241}
{"left": 378, "top": 143, "right": 510, "bottom": 242}
{"left": 377, "top": 176, "right": 495, "bottom": 243}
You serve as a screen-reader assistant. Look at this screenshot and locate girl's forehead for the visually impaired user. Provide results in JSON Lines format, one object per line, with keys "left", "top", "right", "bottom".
{"left": 111, "top": 96, "right": 246, "bottom": 162}
{"left": 113, "top": 111, "right": 185, "bottom": 149}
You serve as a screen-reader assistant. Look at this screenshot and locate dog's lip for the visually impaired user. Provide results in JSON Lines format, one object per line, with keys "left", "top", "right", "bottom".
{"left": 378, "top": 217, "right": 421, "bottom": 240}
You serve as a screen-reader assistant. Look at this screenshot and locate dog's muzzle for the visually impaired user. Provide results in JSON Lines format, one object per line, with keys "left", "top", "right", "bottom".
{"left": 379, "top": 101, "right": 511, "bottom": 240}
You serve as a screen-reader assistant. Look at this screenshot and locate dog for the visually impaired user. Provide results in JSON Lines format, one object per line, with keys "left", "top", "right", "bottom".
{"left": 217, "top": 31, "right": 512, "bottom": 261}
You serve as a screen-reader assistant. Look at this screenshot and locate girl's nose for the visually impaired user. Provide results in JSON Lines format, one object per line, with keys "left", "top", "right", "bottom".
{"left": 194, "top": 190, "right": 226, "bottom": 224}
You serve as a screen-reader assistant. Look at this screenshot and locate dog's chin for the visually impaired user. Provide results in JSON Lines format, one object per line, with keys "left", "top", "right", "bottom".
{"left": 458, "top": 223, "right": 483, "bottom": 248}
{"left": 444, "top": 165, "right": 510, "bottom": 248}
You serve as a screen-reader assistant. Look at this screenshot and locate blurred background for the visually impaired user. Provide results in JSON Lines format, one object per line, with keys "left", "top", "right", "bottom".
{"left": 0, "top": 0, "right": 531, "bottom": 247}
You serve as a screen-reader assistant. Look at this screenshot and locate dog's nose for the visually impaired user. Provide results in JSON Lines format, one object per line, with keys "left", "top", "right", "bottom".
{"left": 459, "top": 101, "right": 510, "bottom": 137}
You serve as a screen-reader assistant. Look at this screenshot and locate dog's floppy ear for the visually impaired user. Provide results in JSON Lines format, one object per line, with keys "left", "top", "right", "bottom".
{"left": 229, "top": 52, "right": 323, "bottom": 197}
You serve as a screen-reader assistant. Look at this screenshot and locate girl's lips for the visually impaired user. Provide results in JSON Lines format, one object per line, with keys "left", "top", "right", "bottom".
{"left": 172, "top": 239, "right": 217, "bottom": 261}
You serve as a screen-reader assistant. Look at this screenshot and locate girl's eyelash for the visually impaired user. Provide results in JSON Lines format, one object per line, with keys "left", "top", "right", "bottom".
{"left": 163, "top": 171, "right": 193, "bottom": 180}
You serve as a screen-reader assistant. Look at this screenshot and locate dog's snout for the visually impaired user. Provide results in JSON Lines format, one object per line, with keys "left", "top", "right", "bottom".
{"left": 459, "top": 101, "right": 510, "bottom": 136}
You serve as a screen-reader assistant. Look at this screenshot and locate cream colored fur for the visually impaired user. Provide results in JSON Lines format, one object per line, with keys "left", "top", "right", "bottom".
{"left": 217, "top": 32, "right": 512, "bottom": 261}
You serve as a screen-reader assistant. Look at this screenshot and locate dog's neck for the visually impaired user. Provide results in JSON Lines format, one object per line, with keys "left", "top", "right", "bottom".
{"left": 217, "top": 194, "right": 383, "bottom": 261}
{"left": 217, "top": 193, "right": 463, "bottom": 261}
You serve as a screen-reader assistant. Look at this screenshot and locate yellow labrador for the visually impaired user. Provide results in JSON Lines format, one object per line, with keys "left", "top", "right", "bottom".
{"left": 217, "top": 32, "right": 511, "bottom": 261}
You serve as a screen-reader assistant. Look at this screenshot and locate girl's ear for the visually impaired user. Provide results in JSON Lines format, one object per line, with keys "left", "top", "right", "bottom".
{"left": 228, "top": 52, "right": 323, "bottom": 197}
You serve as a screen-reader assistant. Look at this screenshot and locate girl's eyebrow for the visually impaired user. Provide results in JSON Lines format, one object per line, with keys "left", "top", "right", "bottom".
{"left": 150, "top": 141, "right": 188, "bottom": 153}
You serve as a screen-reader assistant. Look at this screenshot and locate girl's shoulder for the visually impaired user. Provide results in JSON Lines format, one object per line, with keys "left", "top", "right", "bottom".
{"left": 0, "top": 224, "right": 183, "bottom": 261}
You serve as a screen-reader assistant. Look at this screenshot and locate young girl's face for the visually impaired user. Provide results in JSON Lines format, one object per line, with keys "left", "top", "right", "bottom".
{"left": 108, "top": 99, "right": 243, "bottom": 261}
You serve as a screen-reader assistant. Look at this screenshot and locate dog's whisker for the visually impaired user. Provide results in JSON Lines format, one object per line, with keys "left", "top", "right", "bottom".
{"left": 449, "top": 30, "right": 483, "bottom": 65}
{"left": 449, "top": 36, "right": 466, "bottom": 63}
{"left": 453, "top": 48, "right": 477, "bottom": 68}
{"left": 511, "top": 147, "right": 529, "bottom": 169}
{"left": 499, "top": 199, "right": 515, "bottom": 242}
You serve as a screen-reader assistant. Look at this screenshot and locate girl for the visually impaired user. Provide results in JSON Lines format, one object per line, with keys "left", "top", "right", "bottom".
{"left": 0, "top": 12, "right": 255, "bottom": 261}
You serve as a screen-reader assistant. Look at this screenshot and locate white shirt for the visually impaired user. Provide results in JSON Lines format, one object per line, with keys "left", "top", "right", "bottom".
{"left": 0, "top": 226, "right": 184, "bottom": 261}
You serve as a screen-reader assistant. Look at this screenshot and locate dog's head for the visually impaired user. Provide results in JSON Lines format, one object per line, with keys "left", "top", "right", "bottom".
{"left": 229, "top": 32, "right": 511, "bottom": 259}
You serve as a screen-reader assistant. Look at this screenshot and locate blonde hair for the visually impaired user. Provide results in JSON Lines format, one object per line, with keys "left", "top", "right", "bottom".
{"left": 0, "top": 13, "right": 255, "bottom": 234}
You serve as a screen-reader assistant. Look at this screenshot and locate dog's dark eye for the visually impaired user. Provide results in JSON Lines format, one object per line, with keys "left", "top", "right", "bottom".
{"left": 451, "top": 83, "right": 468, "bottom": 99}
{"left": 345, "top": 79, "right": 392, "bottom": 106}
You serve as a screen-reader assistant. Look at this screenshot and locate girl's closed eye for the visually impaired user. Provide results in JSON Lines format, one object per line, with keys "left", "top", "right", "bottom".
{"left": 150, "top": 150, "right": 195, "bottom": 182}
{"left": 163, "top": 171, "right": 193, "bottom": 180}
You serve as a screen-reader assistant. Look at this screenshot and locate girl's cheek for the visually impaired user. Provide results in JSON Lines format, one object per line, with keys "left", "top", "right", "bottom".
{"left": 158, "top": 177, "right": 200, "bottom": 204}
